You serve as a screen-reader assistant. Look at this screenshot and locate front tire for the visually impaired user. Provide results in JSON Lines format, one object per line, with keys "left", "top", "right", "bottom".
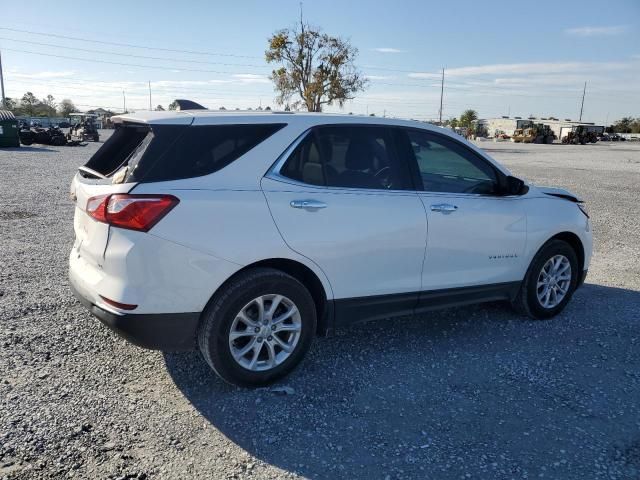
{"left": 198, "top": 268, "right": 316, "bottom": 387}
{"left": 512, "top": 239, "right": 579, "bottom": 319}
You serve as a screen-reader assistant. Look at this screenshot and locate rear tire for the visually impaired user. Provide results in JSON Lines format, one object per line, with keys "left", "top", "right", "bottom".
{"left": 512, "top": 239, "right": 579, "bottom": 319}
{"left": 198, "top": 268, "right": 316, "bottom": 387}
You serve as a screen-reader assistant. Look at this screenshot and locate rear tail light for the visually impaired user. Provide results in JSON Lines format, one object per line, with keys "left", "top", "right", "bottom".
{"left": 85, "top": 194, "right": 179, "bottom": 232}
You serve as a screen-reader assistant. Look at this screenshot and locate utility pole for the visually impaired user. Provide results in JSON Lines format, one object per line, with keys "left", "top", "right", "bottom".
{"left": 148, "top": 81, "right": 152, "bottom": 111}
{"left": 579, "top": 81, "right": 586, "bottom": 122}
{"left": 438, "top": 68, "right": 445, "bottom": 125}
{"left": 0, "top": 50, "right": 6, "bottom": 108}
{"left": 122, "top": 90, "right": 126, "bottom": 113}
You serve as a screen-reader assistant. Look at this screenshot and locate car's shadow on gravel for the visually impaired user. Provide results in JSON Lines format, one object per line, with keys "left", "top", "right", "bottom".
{"left": 164, "top": 283, "right": 640, "bottom": 479}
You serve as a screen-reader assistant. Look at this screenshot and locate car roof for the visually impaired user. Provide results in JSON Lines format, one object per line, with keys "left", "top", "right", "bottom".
{"left": 110, "top": 109, "right": 512, "bottom": 177}
{"left": 110, "top": 109, "right": 441, "bottom": 130}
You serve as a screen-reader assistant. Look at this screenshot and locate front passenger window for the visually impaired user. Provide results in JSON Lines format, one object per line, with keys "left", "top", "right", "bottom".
{"left": 407, "top": 131, "right": 498, "bottom": 195}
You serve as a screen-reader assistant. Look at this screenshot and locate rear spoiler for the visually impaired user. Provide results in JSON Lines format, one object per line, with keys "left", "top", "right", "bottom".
{"left": 173, "top": 99, "right": 207, "bottom": 110}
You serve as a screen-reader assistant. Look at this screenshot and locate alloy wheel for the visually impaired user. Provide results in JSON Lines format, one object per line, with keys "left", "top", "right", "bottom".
{"left": 536, "top": 254, "right": 572, "bottom": 309}
{"left": 228, "top": 294, "right": 302, "bottom": 371}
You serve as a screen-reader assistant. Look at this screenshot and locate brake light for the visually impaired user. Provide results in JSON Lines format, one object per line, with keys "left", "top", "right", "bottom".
{"left": 85, "top": 194, "right": 179, "bottom": 232}
{"left": 86, "top": 194, "right": 108, "bottom": 222}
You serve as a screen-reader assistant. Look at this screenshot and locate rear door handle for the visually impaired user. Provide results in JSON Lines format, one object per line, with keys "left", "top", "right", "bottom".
{"left": 290, "top": 199, "right": 327, "bottom": 210}
{"left": 430, "top": 203, "right": 458, "bottom": 213}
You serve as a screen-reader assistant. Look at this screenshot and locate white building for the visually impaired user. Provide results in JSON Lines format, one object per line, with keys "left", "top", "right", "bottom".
{"left": 480, "top": 117, "right": 598, "bottom": 140}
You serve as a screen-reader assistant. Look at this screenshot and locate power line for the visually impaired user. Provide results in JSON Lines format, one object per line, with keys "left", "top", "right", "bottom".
{"left": 5, "top": 77, "right": 275, "bottom": 99}
{"left": 3, "top": 45, "right": 637, "bottom": 102}
{"left": 0, "top": 36, "right": 271, "bottom": 70}
{"left": 3, "top": 26, "right": 639, "bottom": 102}
{"left": 1, "top": 48, "right": 260, "bottom": 76}
{"left": 0, "top": 26, "right": 261, "bottom": 59}
{"left": 2, "top": 49, "right": 570, "bottom": 100}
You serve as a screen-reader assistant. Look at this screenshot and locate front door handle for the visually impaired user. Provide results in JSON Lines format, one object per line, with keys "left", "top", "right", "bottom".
{"left": 290, "top": 199, "right": 327, "bottom": 210}
{"left": 430, "top": 203, "right": 458, "bottom": 213}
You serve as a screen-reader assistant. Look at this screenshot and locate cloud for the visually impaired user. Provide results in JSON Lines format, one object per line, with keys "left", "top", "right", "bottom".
{"left": 565, "top": 25, "right": 627, "bottom": 36}
{"left": 365, "top": 75, "right": 396, "bottom": 81}
{"left": 372, "top": 48, "right": 404, "bottom": 53}
{"left": 407, "top": 72, "right": 441, "bottom": 80}
{"left": 9, "top": 70, "right": 76, "bottom": 79}
{"left": 408, "top": 61, "right": 631, "bottom": 78}
{"left": 231, "top": 73, "right": 270, "bottom": 84}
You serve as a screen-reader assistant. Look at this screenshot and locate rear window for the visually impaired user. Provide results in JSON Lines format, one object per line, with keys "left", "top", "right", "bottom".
{"left": 84, "top": 124, "right": 151, "bottom": 177}
{"left": 129, "top": 124, "right": 286, "bottom": 183}
{"left": 83, "top": 123, "right": 285, "bottom": 183}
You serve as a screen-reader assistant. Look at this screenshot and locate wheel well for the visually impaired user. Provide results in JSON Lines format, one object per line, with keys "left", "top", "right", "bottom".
{"left": 229, "top": 259, "right": 330, "bottom": 336}
{"left": 550, "top": 232, "right": 585, "bottom": 271}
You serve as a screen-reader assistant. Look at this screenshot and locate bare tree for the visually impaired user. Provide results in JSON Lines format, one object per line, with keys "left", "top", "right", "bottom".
{"left": 58, "top": 99, "right": 78, "bottom": 116}
{"left": 265, "top": 19, "right": 367, "bottom": 111}
{"left": 42, "top": 94, "right": 56, "bottom": 115}
{"left": 20, "top": 92, "right": 40, "bottom": 116}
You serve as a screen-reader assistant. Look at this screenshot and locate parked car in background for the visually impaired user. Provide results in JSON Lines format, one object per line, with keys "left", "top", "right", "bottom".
{"left": 608, "top": 133, "right": 625, "bottom": 142}
{"left": 69, "top": 110, "right": 592, "bottom": 387}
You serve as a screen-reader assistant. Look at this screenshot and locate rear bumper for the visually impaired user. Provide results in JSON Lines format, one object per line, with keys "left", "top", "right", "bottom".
{"left": 70, "top": 281, "right": 198, "bottom": 351}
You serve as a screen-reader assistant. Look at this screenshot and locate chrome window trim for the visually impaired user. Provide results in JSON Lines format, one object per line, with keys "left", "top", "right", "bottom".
{"left": 265, "top": 128, "right": 313, "bottom": 186}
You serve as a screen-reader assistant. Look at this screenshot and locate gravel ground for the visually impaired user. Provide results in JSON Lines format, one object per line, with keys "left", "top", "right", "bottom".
{"left": 1, "top": 133, "right": 639, "bottom": 480}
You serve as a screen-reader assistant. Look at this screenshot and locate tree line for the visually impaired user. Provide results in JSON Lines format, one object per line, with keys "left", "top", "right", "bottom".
{"left": 609, "top": 117, "right": 640, "bottom": 134}
{"left": 3, "top": 92, "right": 79, "bottom": 117}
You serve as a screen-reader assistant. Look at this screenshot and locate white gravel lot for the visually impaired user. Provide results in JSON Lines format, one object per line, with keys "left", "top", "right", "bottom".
{"left": 1, "top": 133, "right": 639, "bottom": 480}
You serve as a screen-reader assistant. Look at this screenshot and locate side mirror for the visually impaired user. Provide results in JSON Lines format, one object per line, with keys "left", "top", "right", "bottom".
{"left": 504, "top": 175, "right": 527, "bottom": 196}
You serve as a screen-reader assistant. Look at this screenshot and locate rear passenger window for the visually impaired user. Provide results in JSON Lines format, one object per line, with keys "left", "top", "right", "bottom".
{"left": 129, "top": 124, "right": 285, "bottom": 182}
{"left": 280, "top": 126, "right": 412, "bottom": 190}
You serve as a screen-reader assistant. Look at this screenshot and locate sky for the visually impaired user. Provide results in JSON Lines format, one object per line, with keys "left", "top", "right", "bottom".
{"left": 1, "top": 0, "right": 639, "bottom": 124}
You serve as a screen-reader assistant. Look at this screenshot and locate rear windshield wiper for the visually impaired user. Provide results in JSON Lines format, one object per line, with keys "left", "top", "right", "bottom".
{"left": 78, "top": 166, "right": 108, "bottom": 179}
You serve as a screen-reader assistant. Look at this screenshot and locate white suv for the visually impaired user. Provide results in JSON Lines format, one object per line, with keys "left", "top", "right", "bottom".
{"left": 69, "top": 109, "right": 592, "bottom": 386}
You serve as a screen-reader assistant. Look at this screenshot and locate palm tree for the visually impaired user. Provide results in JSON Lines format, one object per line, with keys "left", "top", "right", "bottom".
{"left": 459, "top": 109, "right": 478, "bottom": 128}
